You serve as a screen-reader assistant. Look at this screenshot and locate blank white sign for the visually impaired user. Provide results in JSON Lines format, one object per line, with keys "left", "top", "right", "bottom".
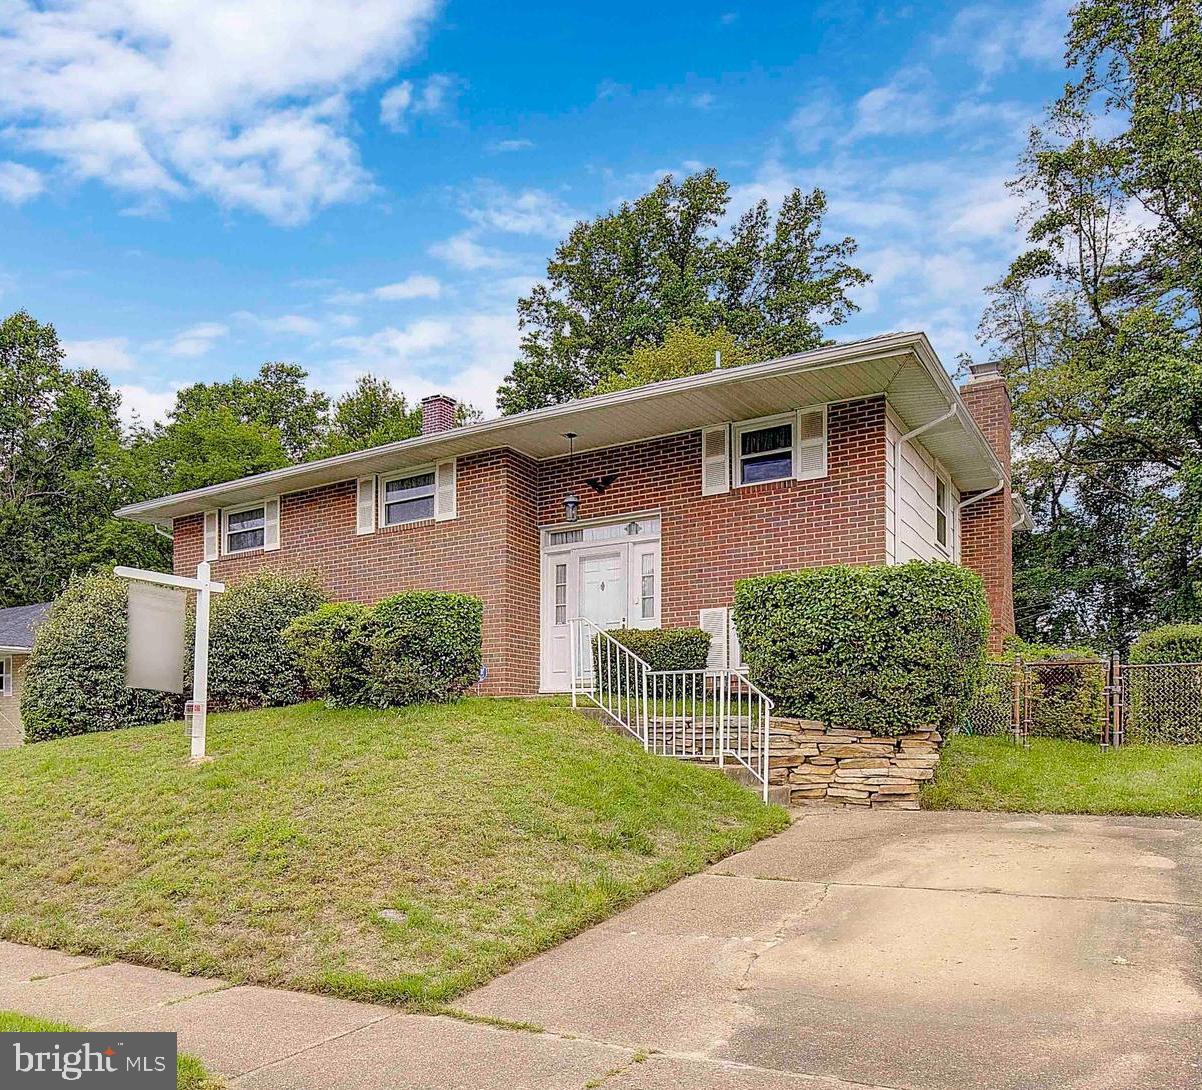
{"left": 126, "top": 581, "right": 186, "bottom": 694}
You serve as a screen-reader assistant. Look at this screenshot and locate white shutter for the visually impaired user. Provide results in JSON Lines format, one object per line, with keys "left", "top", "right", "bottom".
{"left": 263, "top": 496, "right": 281, "bottom": 551}
{"left": 699, "top": 607, "right": 729, "bottom": 671}
{"left": 356, "top": 477, "right": 376, "bottom": 535}
{"left": 203, "top": 510, "right": 219, "bottom": 561}
{"left": 794, "top": 406, "right": 828, "bottom": 481}
{"left": 728, "top": 613, "right": 744, "bottom": 671}
{"left": 701, "top": 424, "right": 731, "bottom": 496}
{"left": 1, "top": 657, "right": 11, "bottom": 697}
{"left": 434, "top": 460, "right": 457, "bottom": 521}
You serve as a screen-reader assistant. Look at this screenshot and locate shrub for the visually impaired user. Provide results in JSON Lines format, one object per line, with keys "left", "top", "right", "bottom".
{"left": 1128, "top": 624, "right": 1202, "bottom": 742}
{"left": 360, "top": 592, "right": 483, "bottom": 707}
{"left": 20, "top": 573, "right": 181, "bottom": 742}
{"left": 732, "top": 561, "right": 990, "bottom": 737}
{"left": 205, "top": 570, "right": 326, "bottom": 711}
{"left": 591, "top": 627, "right": 712, "bottom": 696}
{"left": 282, "top": 602, "right": 371, "bottom": 708}
{"left": 998, "top": 637, "right": 1105, "bottom": 742}
{"left": 1130, "top": 624, "right": 1202, "bottom": 665}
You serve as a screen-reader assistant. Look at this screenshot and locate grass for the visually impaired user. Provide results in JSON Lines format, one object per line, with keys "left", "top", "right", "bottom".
{"left": 0, "top": 1011, "right": 221, "bottom": 1089}
{"left": 922, "top": 734, "right": 1202, "bottom": 816}
{"left": 0, "top": 697, "right": 786, "bottom": 1007}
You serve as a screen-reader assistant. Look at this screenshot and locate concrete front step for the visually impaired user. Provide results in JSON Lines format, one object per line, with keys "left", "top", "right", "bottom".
{"left": 572, "top": 704, "right": 785, "bottom": 804}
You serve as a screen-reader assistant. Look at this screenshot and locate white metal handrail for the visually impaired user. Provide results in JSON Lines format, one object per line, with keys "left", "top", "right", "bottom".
{"left": 569, "top": 619, "right": 772, "bottom": 801}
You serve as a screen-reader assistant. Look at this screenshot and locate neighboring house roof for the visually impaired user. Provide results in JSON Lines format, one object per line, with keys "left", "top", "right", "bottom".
{"left": 0, "top": 602, "right": 51, "bottom": 653}
{"left": 116, "top": 330, "right": 1013, "bottom": 526}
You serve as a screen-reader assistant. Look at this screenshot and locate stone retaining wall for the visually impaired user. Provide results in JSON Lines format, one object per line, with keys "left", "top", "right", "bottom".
{"left": 769, "top": 718, "right": 942, "bottom": 809}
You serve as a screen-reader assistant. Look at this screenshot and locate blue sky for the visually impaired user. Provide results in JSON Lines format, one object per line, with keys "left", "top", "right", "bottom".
{"left": 0, "top": 0, "right": 1070, "bottom": 422}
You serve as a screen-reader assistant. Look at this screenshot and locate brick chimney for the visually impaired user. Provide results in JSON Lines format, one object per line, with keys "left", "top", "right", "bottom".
{"left": 420, "top": 394, "right": 457, "bottom": 436}
{"left": 957, "top": 361, "right": 1015, "bottom": 651}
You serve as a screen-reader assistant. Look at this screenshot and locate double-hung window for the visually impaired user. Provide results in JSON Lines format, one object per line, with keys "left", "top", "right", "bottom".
{"left": 381, "top": 470, "right": 436, "bottom": 526}
{"left": 225, "top": 505, "right": 266, "bottom": 553}
{"left": 735, "top": 416, "right": 794, "bottom": 486}
{"left": 0, "top": 656, "right": 10, "bottom": 697}
{"left": 935, "top": 476, "right": 951, "bottom": 550}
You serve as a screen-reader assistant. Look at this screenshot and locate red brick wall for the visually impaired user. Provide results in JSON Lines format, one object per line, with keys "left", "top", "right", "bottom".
{"left": 537, "top": 397, "right": 888, "bottom": 628}
{"left": 171, "top": 391, "right": 1014, "bottom": 690}
{"left": 173, "top": 450, "right": 542, "bottom": 695}
{"left": 958, "top": 378, "right": 1015, "bottom": 648}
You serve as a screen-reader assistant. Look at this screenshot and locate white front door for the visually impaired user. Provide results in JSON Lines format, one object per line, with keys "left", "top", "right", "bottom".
{"left": 539, "top": 519, "right": 661, "bottom": 692}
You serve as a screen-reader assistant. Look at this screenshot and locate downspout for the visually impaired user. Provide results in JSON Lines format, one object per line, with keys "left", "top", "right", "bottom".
{"left": 958, "top": 482, "right": 1004, "bottom": 511}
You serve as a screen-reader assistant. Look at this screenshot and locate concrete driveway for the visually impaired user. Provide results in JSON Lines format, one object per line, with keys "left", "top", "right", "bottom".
{"left": 461, "top": 810, "right": 1202, "bottom": 1090}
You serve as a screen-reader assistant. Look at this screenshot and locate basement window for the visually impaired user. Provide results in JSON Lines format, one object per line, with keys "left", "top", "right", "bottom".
{"left": 224, "top": 505, "right": 265, "bottom": 553}
{"left": 382, "top": 470, "right": 436, "bottom": 526}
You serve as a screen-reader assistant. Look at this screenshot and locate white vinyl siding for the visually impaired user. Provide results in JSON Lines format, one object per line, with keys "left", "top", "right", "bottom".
{"left": 0, "top": 653, "right": 27, "bottom": 749}
{"left": 888, "top": 407, "right": 960, "bottom": 563}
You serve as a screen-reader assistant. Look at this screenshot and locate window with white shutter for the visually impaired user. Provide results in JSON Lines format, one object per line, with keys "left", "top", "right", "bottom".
{"left": 701, "top": 424, "right": 731, "bottom": 496}
{"left": 203, "top": 510, "right": 219, "bottom": 561}
{"left": 0, "top": 656, "right": 11, "bottom": 697}
{"left": 699, "top": 607, "right": 729, "bottom": 670}
{"left": 356, "top": 476, "right": 376, "bottom": 535}
{"left": 434, "top": 460, "right": 457, "bottom": 521}
{"left": 793, "top": 406, "right": 828, "bottom": 480}
{"left": 263, "top": 496, "right": 281, "bottom": 551}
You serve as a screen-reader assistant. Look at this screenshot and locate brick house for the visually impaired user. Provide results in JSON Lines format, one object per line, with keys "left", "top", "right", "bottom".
{"left": 117, "top": 332, "right": 1026, "bottom": 697}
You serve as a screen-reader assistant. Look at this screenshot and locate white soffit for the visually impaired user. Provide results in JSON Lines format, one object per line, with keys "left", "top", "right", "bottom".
{"left": 116, "top": 332, "right": 1005, "bottom": 523}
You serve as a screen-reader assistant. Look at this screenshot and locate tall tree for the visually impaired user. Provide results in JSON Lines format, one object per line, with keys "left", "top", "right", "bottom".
{"left": 978, "top": 0, "right": 1202, "bottom": 647}
{"left": 0, "top": 311, "right": 167, "bottom": 606}
{"left": 497, "top": 169, "right": 868, "bottom": 413}
{"left": 316, "top": 375, "right": 423, "bottom": 458}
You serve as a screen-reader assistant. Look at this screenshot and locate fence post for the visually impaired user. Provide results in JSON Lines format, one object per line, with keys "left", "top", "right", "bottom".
{"left": 1109, "top": 650, "right": 1122, "bottom": 750}
{"left": 1011, "top": 655, "right": 1024, "bottom": 746}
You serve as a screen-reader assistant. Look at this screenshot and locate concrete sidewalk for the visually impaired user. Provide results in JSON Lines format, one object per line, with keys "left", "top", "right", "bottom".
{"left": 2, "top": 810, "right": 1200, "bottom": 1089}
{"left": 0, "top": 939, "right": 873, "bottom": 1089}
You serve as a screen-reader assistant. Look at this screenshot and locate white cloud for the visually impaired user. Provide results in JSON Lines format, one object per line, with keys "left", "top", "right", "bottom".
{"left": 379, "top": 72, "right": 462, "bottom": 132}
{"left": 939, "top": 0, "right": 1069, "bottom": 77}
{"left": 0, "top": 160, "right": 43, "bottom": 204}
{"left": 848, "top": 68, "right": 939, "bottom": 139}
{"left": 116, "top": 383, "right": 178, "bottom": 428}
{"left": 0, "top": 0, "right": 438, "bottom": 224}
{"left": 329, "top": 310, "right": 520, "bottom": 414}
{"left": 429, "top": 231, "right": 510, "bottom": 270}
{"left": 373, "top": 274, "right": 443, "bottom": 300}
{"left": 485, "top": 138, "right": 534, "bottom": 154}
{"left": 63, "top": 336, "right": 136, "bottom": 372}
{"left": 463, "top": 184, "right": 576, "bottom": 237}
{"left": 162, "top": 322, "right": 228, "bottom": 358}
{"left": 236, "top": 312, "right": 323, "bottom": 336}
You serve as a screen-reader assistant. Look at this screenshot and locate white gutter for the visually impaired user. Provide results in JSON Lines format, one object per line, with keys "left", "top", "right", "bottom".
{"left": 958, "top": 482, "right": 1004, "bottom": 510}
{"left": 0, "top": 645, "right": 32, "bottom": 655}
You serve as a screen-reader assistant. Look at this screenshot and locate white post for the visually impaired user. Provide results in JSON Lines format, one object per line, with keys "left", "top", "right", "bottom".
{"left": 191, "top": 561, "right": 212, "bottom": 760}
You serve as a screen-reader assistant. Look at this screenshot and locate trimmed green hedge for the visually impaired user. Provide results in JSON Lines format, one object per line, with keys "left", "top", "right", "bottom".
{"left": 733, "top": 561, "right": 991, "bottom": 737}
{"left": 282, "top": 602, "right": 370, "bottom": 708}
{"left": 286, "top": 592, "right": 483, "bottom": 708}
{"left": 20, "top": 573, "right": 181, "bottom": 742}
{"left": 591, "top": 627, "right": 712, "bottom": 696}
{"left": 1130, "top": 624, "right": 1202, "bottom": 665}
{"left": 204, "top": 570, "right": 326, "bottom": 711}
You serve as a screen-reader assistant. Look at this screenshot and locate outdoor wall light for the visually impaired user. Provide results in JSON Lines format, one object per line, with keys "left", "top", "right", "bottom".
{"left": 562, "top": 432, "right": 581, "bottom": 523}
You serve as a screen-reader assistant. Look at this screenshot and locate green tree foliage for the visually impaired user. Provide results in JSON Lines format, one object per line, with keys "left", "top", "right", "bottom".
{"left": 592, "top": 322, "right": 756, "bottom": 394}
{"left": 497, "top": 169, "right": 869, "bottom": 412}
{"left": 316, "top": 375, "right": 423, "bottom": 458}
{"left": 0, "top": 311, "right": 168, "bottom": 607}
{"left": 978, "top": 0, "right": 1202, "bottom": 648}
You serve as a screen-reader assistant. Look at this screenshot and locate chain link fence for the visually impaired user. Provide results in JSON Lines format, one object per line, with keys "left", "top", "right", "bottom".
{"left": 963, "top": 657, "right": 1202, "bottom": 747}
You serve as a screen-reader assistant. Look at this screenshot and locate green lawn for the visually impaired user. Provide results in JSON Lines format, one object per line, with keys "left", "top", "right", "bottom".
{"left": 0, "top": 698, "right": 785, "bottom": 1007}
{"left": 0, "top": 1011, "right": 220, "bottom": 1089}
{"left": 923, "top": 735, "right": 1202, "bottom": 816}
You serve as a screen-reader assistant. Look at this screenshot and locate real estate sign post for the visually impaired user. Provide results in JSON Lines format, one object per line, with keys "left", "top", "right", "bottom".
{"left": 116, "top": 562, "right": 226, "bottom": 760}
